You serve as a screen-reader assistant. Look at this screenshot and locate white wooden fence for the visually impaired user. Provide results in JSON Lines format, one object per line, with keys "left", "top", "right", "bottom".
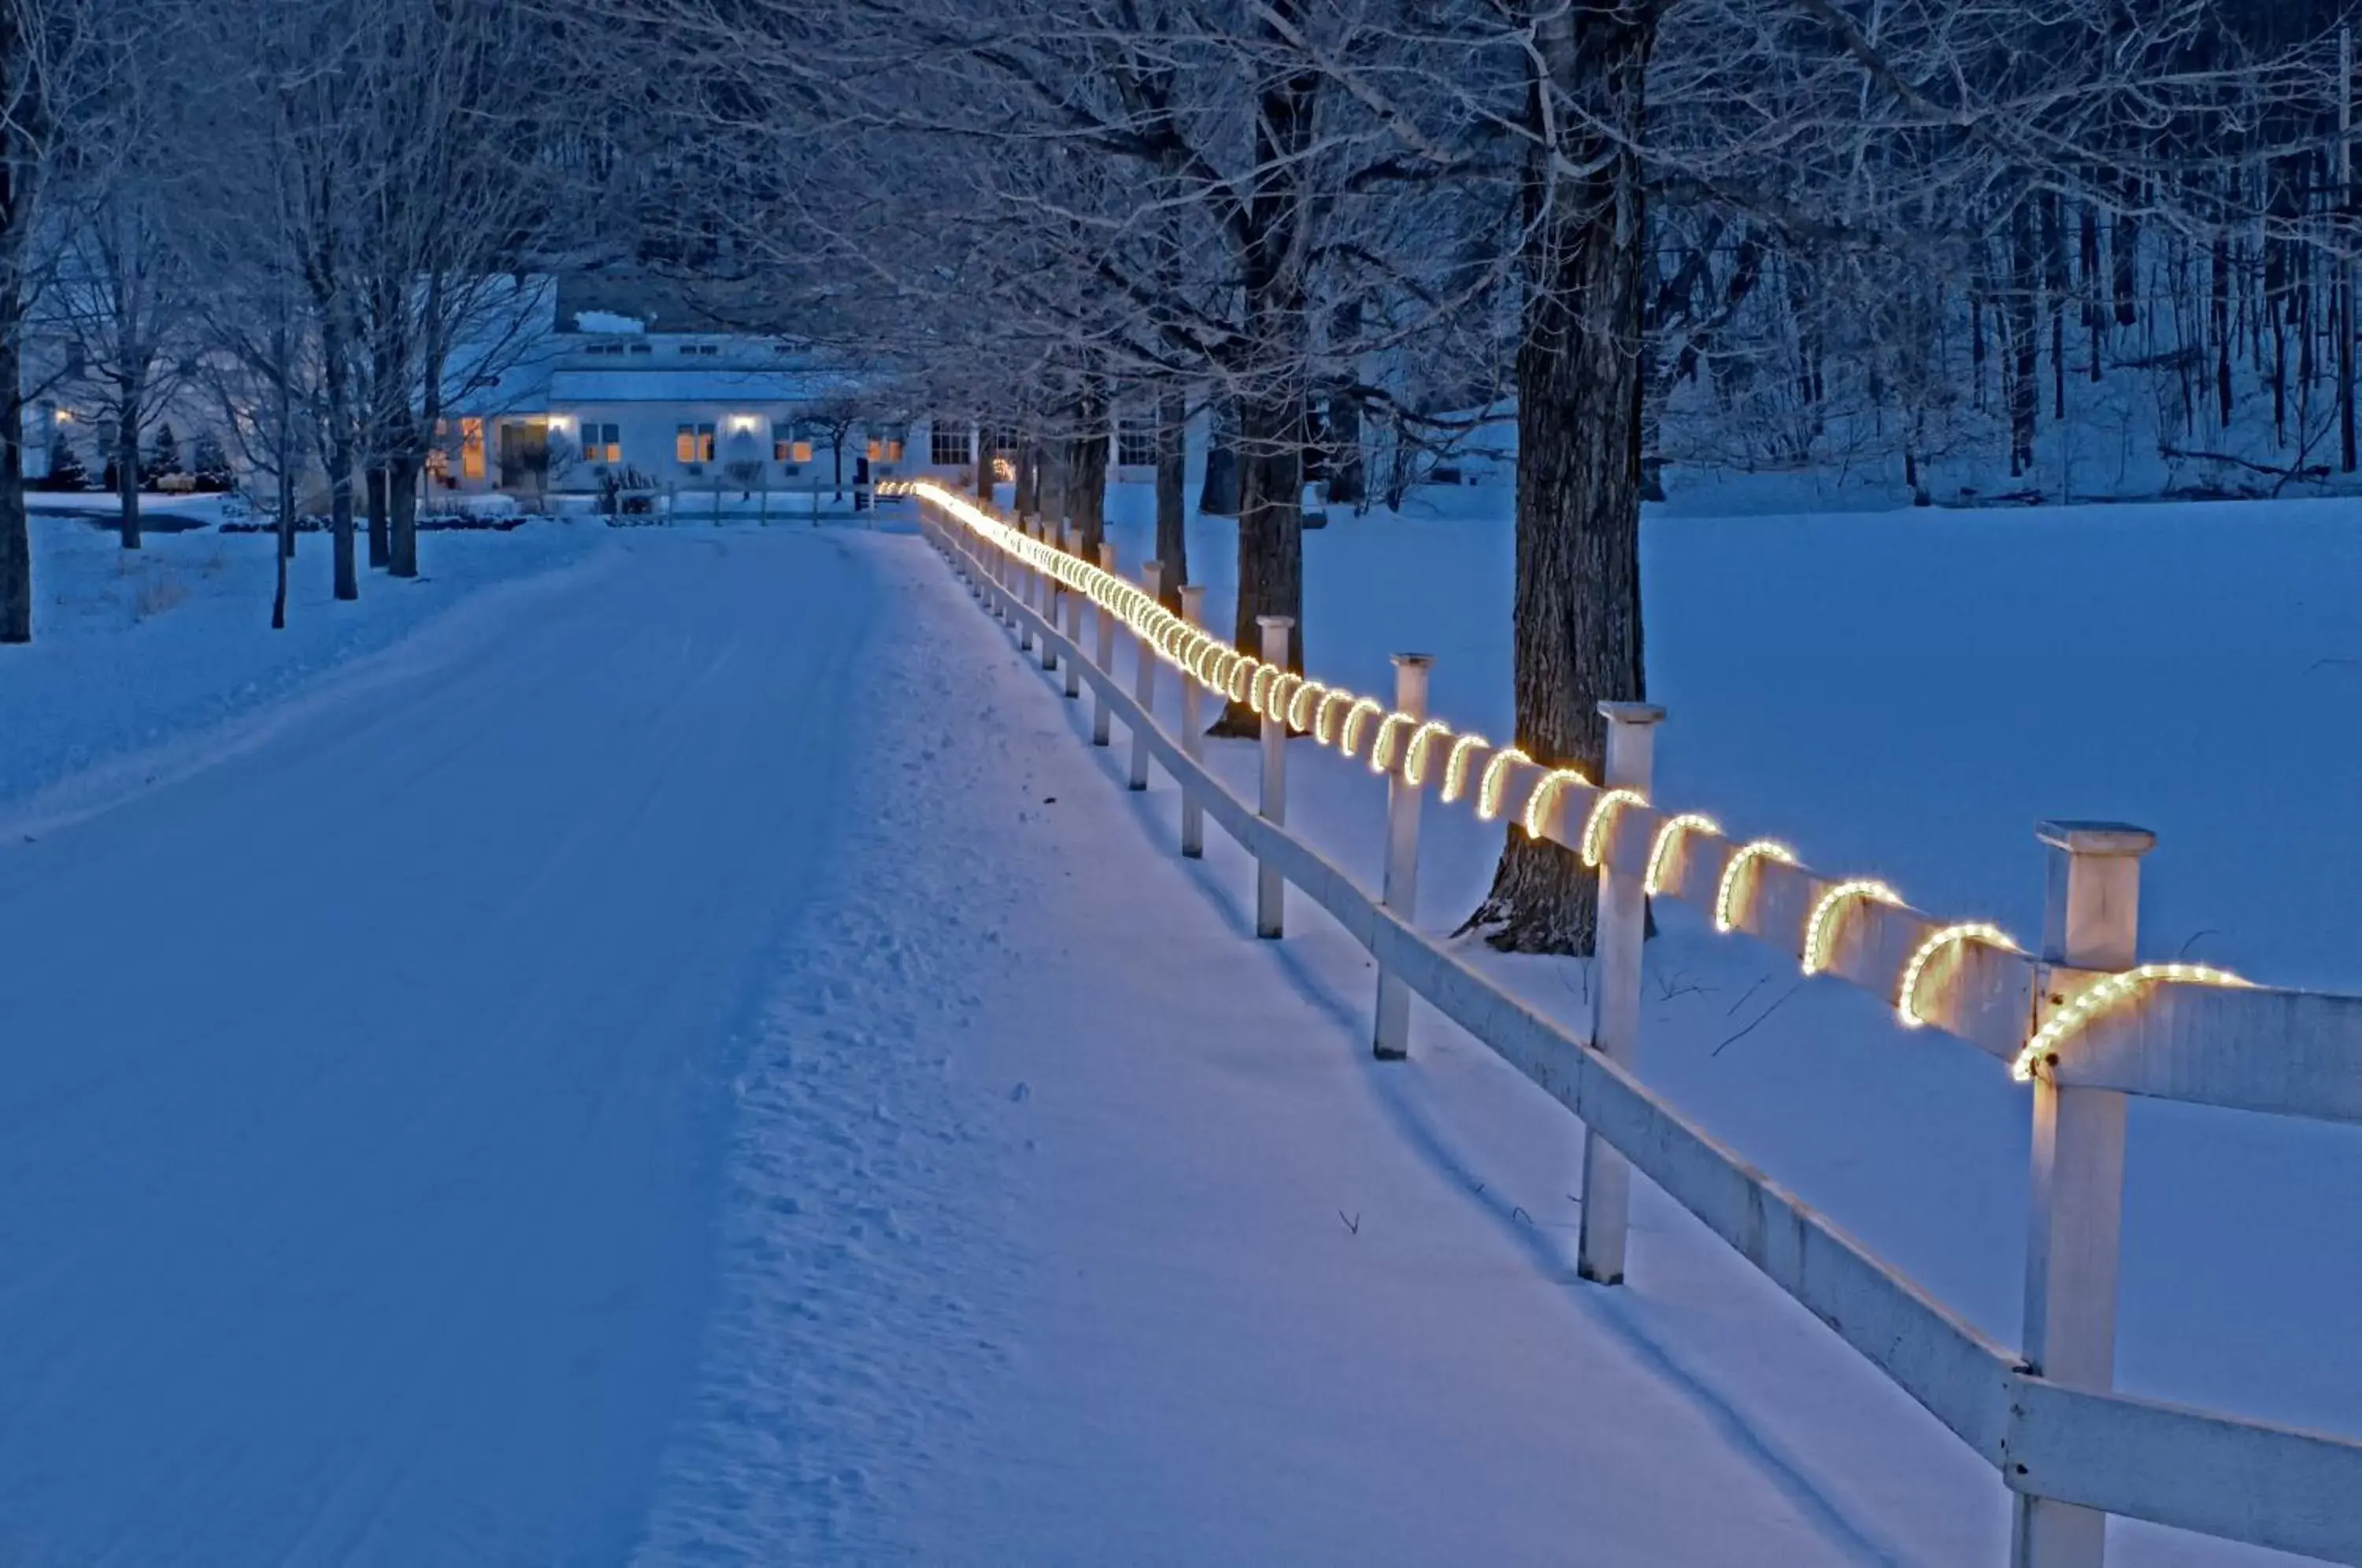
{"left": 907, "top": 480, "right": 2362, "bottom": 1568}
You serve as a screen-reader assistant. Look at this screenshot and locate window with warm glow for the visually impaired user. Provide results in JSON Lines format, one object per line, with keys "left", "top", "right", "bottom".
{"left": 580, "top": 422, "right": 621, "bottom": 464}
{"left": 930, "top": 427, "right": 972, "bottom": 467}
{"left": 461, "top": 418, "right": 486, "bottom": 482}
{"left": 676, "top": 423, "right": 715, "bottom": 463}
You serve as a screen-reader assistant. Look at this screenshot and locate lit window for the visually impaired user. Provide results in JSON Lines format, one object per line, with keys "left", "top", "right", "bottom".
{"left": 461, "top": 418, "right": 486, "bottom": 483}
{"left": 930, "top": 426, "right": 973, "bottom": 467}
{"left": 676, "top": 422, "right": 715, "bottom": 463}
{"left": 580, "top": 422, "right": 621, "bottom": 464}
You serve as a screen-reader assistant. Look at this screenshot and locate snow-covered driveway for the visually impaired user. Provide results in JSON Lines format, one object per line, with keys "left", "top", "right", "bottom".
{"left": 0, "top": 531, "right": 876, "bottom": 1563}
{"left": 3, "top": 524, "right": 2238, "bottom": 1566}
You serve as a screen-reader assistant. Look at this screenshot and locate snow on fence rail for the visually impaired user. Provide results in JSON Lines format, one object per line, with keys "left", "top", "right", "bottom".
{"left": 899, "top": 479, "right": 2362, "bottom": 1567}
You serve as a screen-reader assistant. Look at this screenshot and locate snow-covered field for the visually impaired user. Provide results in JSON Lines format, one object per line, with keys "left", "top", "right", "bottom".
{"left": 0, "top": 508, "right": 607, "bottom": 820}
{"left": 0, "top": 486, "right": 2349, "bottom": 1562}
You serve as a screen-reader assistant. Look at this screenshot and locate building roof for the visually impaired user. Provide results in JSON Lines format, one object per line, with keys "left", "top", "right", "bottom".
{"left": 548, "top": 367, "right": 868, "bottom": 405}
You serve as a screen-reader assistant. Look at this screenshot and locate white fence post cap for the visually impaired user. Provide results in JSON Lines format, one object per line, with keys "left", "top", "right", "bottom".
{"left": 1392, "top": 652, "right": 1435, "bottom": 668}
{"left": 1598, "top": 701, "right": 1667, "bottom": 726}
{"left": 2037, "top": 821, "right": 2156, "bottom": 857}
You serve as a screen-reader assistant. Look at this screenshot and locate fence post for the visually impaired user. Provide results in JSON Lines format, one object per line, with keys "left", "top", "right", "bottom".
{"left": 1093, "top": 542, "right": 1118, "bottom": 744}
{"left": 1015, "top": 521, "right": 1035, "bottom": 652}
{"left": 1038, "top": 522, "right": 1059, "bottom": 673}
{"left": 1131, "top": 563, "right": 1162, "bottom": 789}
{"left": 1373, "top": 653, "right": 1433, "bottom": 1060}
{"left": 2013, "top": 820, "right": 2150, "bottom": 1568}
{"left": 1179, "top": 583, "right": 1207, "bottom": 858}
{"left": 1575, "top": 700, "right": 1666, "bottom": 1285}
{"left": 1061, "top": 527, "right": 1083, "bottom": 701}
{"left": 1254, "top": 615, "right": 1293, "bottom": 939}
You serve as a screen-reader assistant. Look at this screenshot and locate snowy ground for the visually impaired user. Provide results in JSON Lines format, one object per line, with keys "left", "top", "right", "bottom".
{"left": 0, "top": 508, "right": 606, "bottom": 819}
{"left": 0, "top": 487, "right": 2348, "bottom": 1562}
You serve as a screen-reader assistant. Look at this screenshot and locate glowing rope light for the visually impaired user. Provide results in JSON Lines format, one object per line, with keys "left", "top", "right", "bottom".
{"left": 1287, "top": 681, "right": 1327, "bottom": 734}
{"left": 1713, "top": 840, "right": 1798, "bottom": 934}
{"left": 1315, "top": 690, "right": 1353, "bottom": 745}
{"left": 1800, "top": 878, "right": 1903, "bottom": 976}
{"left": 2010, "top": 963, "right": 2252, "bottom": 1083}
{"left": 1895, "top": 923, "right": 2022, "bottom": 1029}
{"left": 1476, "top": 748, "right": 1531, "bottom": 822}
{"left": 1579, "top": 788, "right": 1647, "bottom": 869}
{"left": 1400, "top": 721, "right": 1454, "bottom": 789}
{"left": 1520, "top": 767, "right": 1593, "bottom": 841}
{"left": 916, "top": 483, "right": 2101, "bottom": 1066}
{"left": 1643, "top": 813, "right": 1720, "bottom": 897}
{"left": 1264, "top": 671, "right": 1305, "bottom": 726}
{"left": 1440, "top": 734, "right": 1490, "bottom": 804}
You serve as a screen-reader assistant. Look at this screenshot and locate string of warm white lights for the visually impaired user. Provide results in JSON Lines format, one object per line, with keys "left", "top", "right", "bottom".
{"left": 2010, "top": 963, "right": 2253, "bottom": 1082}
{"left": 1579, "top": 789, "right": 1648, "bottom": 870}
{"left": 1714, "top": 841, "right": 1798, "bottom": 934}
{"left": 1895, "top": 923, "right": 2021, "bottom": 1029}
{"left": 1401, "top": 720, "right": 1456, "bottom": 790}
{"left": 1440, "top": 734, "right": 1490, "bottom": 804}
{"left": 1477, "top": 748, "right": 1531, "bottom": 822}
{"left": 1801, "top": 879, "right": 1904, "bottom": 976}
{"left": 909, "top": 479, "right": 2268, "bottom": 1085}
{"left": 1521, "top": 767, "right": 1594, "bottom": 841}
{"left": 1644, "top": 813, "right": 1720, "bottom": 897}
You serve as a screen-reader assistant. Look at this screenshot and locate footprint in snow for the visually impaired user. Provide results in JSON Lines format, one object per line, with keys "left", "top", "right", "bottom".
{"left": 1009, "top": 1082, "right": 1031, "bottom": 1103}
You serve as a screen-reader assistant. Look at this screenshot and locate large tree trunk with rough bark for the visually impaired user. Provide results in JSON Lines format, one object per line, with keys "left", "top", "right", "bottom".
{"left": 1213, "top": 391, "right": 1304, "bottom": 734}
{"left": 1465, "top": 0, "right": 1655, "bottom": 956}
{"left": 973, "top": 424, "right": 994, "bottom": 501}
{"left": 1153, "top": 380, "right": 1188, "bottom": 607}
{"left": 1197, "top": 405, "right": 1238, "bottom": 516}
{"left": 1212, "top": 12, "right": 1317, "bottom": 734}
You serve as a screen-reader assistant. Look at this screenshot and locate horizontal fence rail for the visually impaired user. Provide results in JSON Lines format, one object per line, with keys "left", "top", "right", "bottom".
{"left": 902, "top": 480, "right": 2362, "bottom": 1566}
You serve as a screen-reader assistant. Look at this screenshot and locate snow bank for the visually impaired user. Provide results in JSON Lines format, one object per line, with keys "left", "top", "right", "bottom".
{"left": 0, "top": 516, "right": 606, "bottom": 817}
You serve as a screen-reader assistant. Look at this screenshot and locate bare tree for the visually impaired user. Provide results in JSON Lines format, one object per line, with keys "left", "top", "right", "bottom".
{"left": 0, "top": 0, "right": 94, "bottom": 644}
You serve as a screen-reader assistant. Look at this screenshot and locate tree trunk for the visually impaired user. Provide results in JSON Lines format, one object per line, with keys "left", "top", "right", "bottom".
{"left": 272, "top": 342, "right": 295, "bottom": 631}
{"left": 2008, "top": 198, "right": 2038, "bottom": 475}
{"left": 1037, "top": 436, "right": 1068, "bottom": 543}
{"left": 1464, "top": 0, "right": 1655, "bottom": 956}
{"left": 1326, "top": 300, "right": 1365, "bottom": 507}
{"left": 1068, "top": 394, "right": 1109, "bottom": 560}
{"left": 390, "top": 451, "right": 421, "bottom": 579}
{"left": 1013, "top": 435, "right": 1038, "bottom": 520}
{"left": 1198, "top": 403, "right": 1239, "bottom": 516}
{"left": 116, "top": 390, "right": 142, "bottom": 550}
{"left": 1212, "top": 393, "right": 1304, "bottom": 734}
{"left": 973, "top": 424, "right": 994, "bottom": 501}
{"left": 0, "top": 272, "right": 28, "bottom": 645}
{"left": 1154, "top": 380, "right": 1188, "bottom": 608}
{"left": 1213, "top": 16, "right": 1318, "bottom": 734}
{"left": 365, "top": 465, "right": 389, "bottom": 570}
{"left": 321, "top": 307, "right": 359, "bottom": 601}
